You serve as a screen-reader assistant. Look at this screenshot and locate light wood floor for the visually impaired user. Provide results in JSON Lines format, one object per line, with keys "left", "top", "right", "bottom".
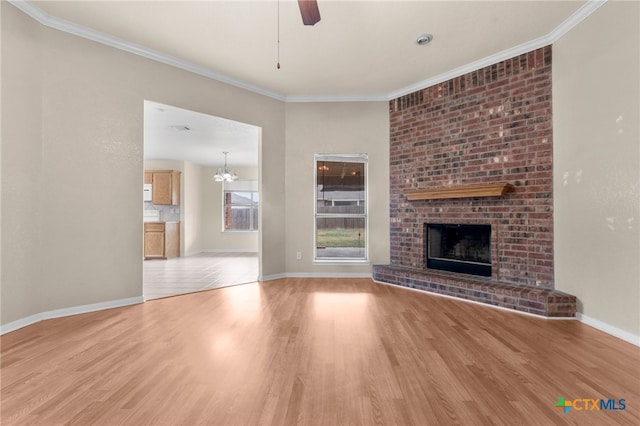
{"left": 143, "top": 252, "right": 258, "bottom": 300}
{"left": 2, "top": 278, "right": 639, "bottom": 425}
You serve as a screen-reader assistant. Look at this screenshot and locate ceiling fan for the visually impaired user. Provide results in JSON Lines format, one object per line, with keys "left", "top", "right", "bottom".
{"left": 298, "top": 0, "right": 321, "bottom": 26}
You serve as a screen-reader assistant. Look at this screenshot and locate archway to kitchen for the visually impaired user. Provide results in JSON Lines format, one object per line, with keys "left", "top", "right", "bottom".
{"left": 142, "top": 100, "right": 260, "bottom": 300}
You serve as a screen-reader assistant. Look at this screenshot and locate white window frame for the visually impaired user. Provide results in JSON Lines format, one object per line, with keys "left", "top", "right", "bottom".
{"left": 314, "top": 154, "right": 369, "bottom": 263}
{"left": 222, "top": 180, "right": 259, "bottom": 233}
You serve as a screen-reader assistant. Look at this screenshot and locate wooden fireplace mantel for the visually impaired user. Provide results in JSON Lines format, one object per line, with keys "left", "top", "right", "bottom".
{"left": 404, "top": 183, "right": 514, "bottom": 201}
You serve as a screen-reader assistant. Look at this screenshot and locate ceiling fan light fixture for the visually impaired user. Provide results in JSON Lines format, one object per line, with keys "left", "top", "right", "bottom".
{"left": 416, "top": 34, "right": 434, "bottom": 46}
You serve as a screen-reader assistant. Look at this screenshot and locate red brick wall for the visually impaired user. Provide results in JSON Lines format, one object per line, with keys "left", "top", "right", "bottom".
{"left": 389, "top": 46, "right": 553, "bottom": 288}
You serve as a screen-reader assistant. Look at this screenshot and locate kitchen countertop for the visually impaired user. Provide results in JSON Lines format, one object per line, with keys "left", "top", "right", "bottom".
{"left": 144, "top": 220, "right": 180, "bottom": 224}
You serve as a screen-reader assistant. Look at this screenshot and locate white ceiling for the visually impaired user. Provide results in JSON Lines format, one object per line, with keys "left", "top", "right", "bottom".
{"left": 24, "top": 0, "right": 591, "bottom": 101}
{"left": 15, "top": 0, "right": 597, "bottom": 166}
{"left": 144, "top": 101, "right": 260, "bottom": 168}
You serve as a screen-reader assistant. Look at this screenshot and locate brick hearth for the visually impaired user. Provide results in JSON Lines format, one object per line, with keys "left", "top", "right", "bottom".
{"left": 373, "top": 265, "right": 576, "bottom": 317}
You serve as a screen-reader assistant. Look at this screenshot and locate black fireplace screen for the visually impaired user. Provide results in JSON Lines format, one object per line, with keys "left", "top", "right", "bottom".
{"left": 426, "top": 224, "right": 491, "bottom": 276}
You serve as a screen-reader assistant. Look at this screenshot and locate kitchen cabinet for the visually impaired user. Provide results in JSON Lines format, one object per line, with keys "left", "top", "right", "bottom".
{"left": 144, "top": 222, "right": 165, "bottom": 259}
{"left": 144, "top": 222, "right": 180, "bottom": 259}
{"left": 145, "top": 170, "right": 181, "bottom": 205}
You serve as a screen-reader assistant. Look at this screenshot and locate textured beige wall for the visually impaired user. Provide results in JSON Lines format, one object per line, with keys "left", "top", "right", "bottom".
{"left": 553, "top": 0, "right": 639, "bottom": 337}
{"left": 183, "top": 161, "right": 205, "bottom": 256}
{"left": 283, "top": 102, "right": 390, "bottom": 276}
{"left": 1, "top": 2, "right": 286, "bottom": 326}
{"left": 1, "top": 4, "right": 44, "bottom": 323}
{"left": 202, "top": 166, "right": 259, "bottom": 252}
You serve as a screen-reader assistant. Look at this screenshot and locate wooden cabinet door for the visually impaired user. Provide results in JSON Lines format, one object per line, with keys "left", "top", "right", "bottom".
{"left": 152, "top": 172, "right": 172, "bottom": 205}
{"left": 144, "top": 223, "right": 166, "bottom": 259}
{"left": 144, "top": 231, "right": 165, "bottom": 258}
{"left": 146, "top": 170, "right": 180, "bottom": 205}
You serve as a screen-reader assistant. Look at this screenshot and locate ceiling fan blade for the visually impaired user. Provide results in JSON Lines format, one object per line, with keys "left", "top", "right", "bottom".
{"left": 298, "top": 0, "right": 321, "bottom": 26}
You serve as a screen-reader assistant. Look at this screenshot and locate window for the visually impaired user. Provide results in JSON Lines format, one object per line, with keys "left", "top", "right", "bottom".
{"left": 315, "top": 154, "right": 367, "bottom": 261}
{"left": 223, "top": 181, "right": 258, "bottom": 232}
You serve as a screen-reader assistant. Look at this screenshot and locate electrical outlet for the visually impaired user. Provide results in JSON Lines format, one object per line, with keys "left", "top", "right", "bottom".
{"left": 296, "top": 251, "right": 302, "bottom": 260}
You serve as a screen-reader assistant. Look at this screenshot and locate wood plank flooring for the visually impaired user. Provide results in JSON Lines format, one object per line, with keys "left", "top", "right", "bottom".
{"left": 2, "top": 278, "right": 639, "bottom": 425}
{"left": 143, "top": 252, "right": 258, "bottom": 300}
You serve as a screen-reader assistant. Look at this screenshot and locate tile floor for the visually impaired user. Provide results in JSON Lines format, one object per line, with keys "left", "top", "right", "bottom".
{"left": 143, "top": 252, "right": 259, "bottom": 300}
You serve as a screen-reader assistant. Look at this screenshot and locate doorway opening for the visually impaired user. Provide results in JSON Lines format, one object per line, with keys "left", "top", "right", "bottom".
{"left": 142, "top": 100, "right": 260, "bottom": 300}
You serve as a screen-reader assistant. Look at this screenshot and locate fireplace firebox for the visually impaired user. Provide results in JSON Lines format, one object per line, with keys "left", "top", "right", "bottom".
{"left": 426, "top": 224, "right": 491, "bottom": 277}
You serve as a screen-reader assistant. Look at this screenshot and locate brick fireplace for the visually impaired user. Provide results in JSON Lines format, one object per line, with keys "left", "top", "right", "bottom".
{"left": 373, "top": 45, "right": 576, "bottom": 317}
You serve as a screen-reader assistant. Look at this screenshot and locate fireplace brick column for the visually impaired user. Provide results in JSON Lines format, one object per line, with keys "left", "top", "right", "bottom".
{"left": 378, "top": 46, "right": 576, "bottom": 317}
{"left": 389, "top": 46, "right": 554, "bottom": 289}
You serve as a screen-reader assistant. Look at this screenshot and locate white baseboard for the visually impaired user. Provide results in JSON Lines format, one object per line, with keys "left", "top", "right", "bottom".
{"left": 258, "top": 273, "right": 288, "bottom": 282}
{"left": 184, "top": 249, "right": 258, "bottom": 257}
{"left": 6, "top": 281, "right": 636, "bottom": 348}
{"left": 258, "top": 272, "right": 372, "bottom": 282}
{"left": 200, "top": 249, "right": 259, "bottom": 254}
{"left": 0, "top": 296, "right": 144, "bottom": 335}
{"left": 374, "top": 279, "right": 640, "bottom": 346}
{"left": 373, "top": 279, "right": 575, "bottom": 321}
{"left": 286, "top": 272, "right": 373, "bottom": 279}
{"left": 576, "top": 313, "right": 640, "bottom": 347}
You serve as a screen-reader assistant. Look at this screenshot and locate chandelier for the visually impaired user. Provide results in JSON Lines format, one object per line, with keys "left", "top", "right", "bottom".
{"left": 213, "top": 151, "right": 239, "bottom": 182}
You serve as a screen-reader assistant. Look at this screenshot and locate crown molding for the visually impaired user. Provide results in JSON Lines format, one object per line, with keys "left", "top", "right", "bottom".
{"left": 9, "top": 0, "right": 607, "bottom": 104}
{"left": 387, "top": 0, "right": 607, "bottom": 101}
{"left": 387, "top": 33, "right": 552, "bottom": 100}
{"left": 285, "top": 94, "right": 388, "bottom": 103}
{"left": 546, "top": 0, "right": 607, "bottom": 42}
{"left": 8, "top": 0, "right": 287, "bottom": 102}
